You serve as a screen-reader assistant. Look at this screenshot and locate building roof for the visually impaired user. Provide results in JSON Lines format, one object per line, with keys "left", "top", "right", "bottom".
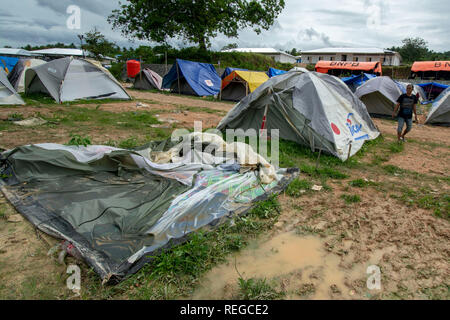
{"left": 302, "top": 47, "right": 397, "bottom": 55}
{"left": 0, "top": 48, "right": 37, "bottom": 56}
{"left": 221, "top": 48, "right": 296, "bottom": 59}
{"left": 31, "top": 48, "right": 85, "bottom": 56}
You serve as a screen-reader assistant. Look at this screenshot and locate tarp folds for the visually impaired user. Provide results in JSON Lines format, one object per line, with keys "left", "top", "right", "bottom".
{"left": 0, "top": 136, "right": 296, "bottom": 282}
{"left": 341, "top": 73, "right": 377, "bottom": 92}
{"left": 221, "top": 70, "right": 269, "bottom": 101}
{"left": 425, "top": 88, "right": 450, "bottom": 125}
{"left": 316, "top": 61, "right": 382, "bottom": 76}
{"left": 355, "top": 77, "right": 403, "bottom": 116}
{"left": 133, "top": 68, "right": 163, "bottom": 91}
{"left": 25, "top": 57, "right": 131, "bottom": 103}
{"left": 218, "top": 72, "right": 380, "bottom": 161}
{"left": 268, "top": 68, "right": 287, "bottom": 78}
{"left": 162, "top": 59, "right": 221, "bottom": 96}
{"left": 7, "top": 58, "right": 46, "bottom": 93}
{"left": 0, "top": 68, "right": 25, "bottom": 105}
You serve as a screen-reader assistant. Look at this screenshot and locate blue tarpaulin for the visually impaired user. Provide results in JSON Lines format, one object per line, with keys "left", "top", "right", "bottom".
{"left": 418, "top": 82, "right": 449, "bottom": 102}
{"left": 268, "top": 68, "right": 287, "bottom": 78}
{"left": 0, "top": 56, "right": 19, "bottom": 74}
{"left": 221, "top": 67, "right": 248, "bottom": 79}
{"left": 162, "top": 59, "right": 221, "bottom": 96}
{"left": 342, "top": 73, "right": 376, "bottom": 86}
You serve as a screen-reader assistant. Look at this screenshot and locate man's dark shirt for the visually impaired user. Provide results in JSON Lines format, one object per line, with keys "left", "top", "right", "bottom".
{"left": 397, "top": 94, "right": 418, "bottom": 119}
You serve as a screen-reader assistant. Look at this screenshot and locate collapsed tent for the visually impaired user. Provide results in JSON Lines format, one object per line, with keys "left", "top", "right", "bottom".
{"left": 7, "top": 58, "right": 46, "bottom": 93}
{"left": 25, "top": 57, "right": 131, "bottom": 103}
{"left": 133, "top": 68, "right": 163, "bottom": 91}
{"left": 218, "top": 71, "right": 380, "bottom": 161}
{"left": 0, "top": 67, "right": 25, "bottom": 105}
{"left": 0, "top": 56, "right": 19, "bottom": 74}
{"left": 221, "top": 67, "right": 248, "bottom": 79}
{"left": 341, "top": 73, "right": 377, "bottom": 92}
{"left": 162, "top": 59, "right": 221, "bottom": 96}
{"left": 268, "top": 68, "right": 287, "bottom": 78}
{"left": 316, "top": 61, "right": 382, "bottom": 76}
{"left": 355, "top": 76, "right": 403, "bottom": 116}
{"left": 417, "top": 82, "right": 449, "bottom": 102}
{"left": 425, "top": 88, "right": 450, "bottom": 125}
{"left": 221, "top": 70, "right": 269, "bottom": 101}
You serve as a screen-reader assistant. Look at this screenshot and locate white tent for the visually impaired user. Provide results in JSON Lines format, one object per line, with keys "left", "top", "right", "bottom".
{"left": 25, "top": 57, "right": 131, "bottom": 103}
{"left": 8, "top": 58, "right": 46, "bottom": 93}
{"left": 425, "top": 88, "right": 450, "bottom": 125}
{"left": 0, "top": 67, "right": 25, "bottom": 105}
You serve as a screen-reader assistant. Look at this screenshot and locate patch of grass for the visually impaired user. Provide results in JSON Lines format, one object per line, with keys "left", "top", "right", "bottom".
{"left": 301, "top": 164, "right": 349, "bottom": 180}
{"left": 382, "top": 165, "right": 405, "bottom": 175}
{"left": 118, "top": 137, "right": 139, "bottom": 149}
{"left": 340, "top": 194, "right": 361, "bottom": 204}
{"left": 249, "top": 195, "right": 280, "bottom": 220}
{"left": 66, "top": 134, "right": 91, "bottom": 147}
{"left": 387, "top": 141, "right": 405, "bottom": 153}
{"left": 237, "top": 277, "right": 284, "bottom": 300}
{"left": 286, "top": 179, "right": 312, "bottom": 197}
{"left": 7, "top": 113, "right": 24, "bottom": 121}
{"left": 349, "top": 179, "right": 377, "bottom": 188}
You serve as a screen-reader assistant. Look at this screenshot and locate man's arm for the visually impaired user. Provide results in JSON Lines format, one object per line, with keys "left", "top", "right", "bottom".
{"left": 413, "top": 104, "right": 418, "bottom": 123}
{"left": 393, "top": 103, "right": 400, "bottom": 118}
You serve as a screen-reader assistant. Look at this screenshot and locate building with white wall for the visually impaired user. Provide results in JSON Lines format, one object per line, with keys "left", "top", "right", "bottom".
{"left": 301, "top": 48, "right": 402, "bottom": 66}
{"left": 221, "top": 48, "right": 298, "bottom": 64}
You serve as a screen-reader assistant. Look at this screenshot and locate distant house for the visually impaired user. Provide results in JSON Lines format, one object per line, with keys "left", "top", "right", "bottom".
{"left": 31, "top": 48, "right": 116, "bottom": 65}
{"left": 221, "top": 48, "right": 298, "bottom": 64}
{"left": 301, "top": 48, "right": 402, "bottom": 66}
{"left": 0, "top": 48, "right": 38, "bottom": 57}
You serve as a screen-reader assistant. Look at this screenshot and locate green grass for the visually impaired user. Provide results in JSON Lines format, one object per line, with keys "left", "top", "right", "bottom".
{"left": 349, "top": 179, "right": 377, "bottom": 188}
{"left": 22, "top": 93, "right": 129, "bottom": 106}
{"left": 237, "top": 277, "right": 284, "bottom": 300}
{"left": 388, "top": 141, "right": 405, "bottom": 153}
{"left": 341, "top": 194, "right": 361, "bottom": 204}
{"left": 66, "top": 134, "right": 92, "bottom": 147}
{"left": 286, "top": 179, "right": 312, "bottom": 197}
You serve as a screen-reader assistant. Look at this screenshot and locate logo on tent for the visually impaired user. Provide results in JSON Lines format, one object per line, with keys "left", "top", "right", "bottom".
{"left": 331, "top": 123, "right": 341, "bottom": 135}
{"left": 346, "top": 113, "right": 369, "bottom": 141}
{"left": 204, "top": 79, "right": 213, "bottom": 87}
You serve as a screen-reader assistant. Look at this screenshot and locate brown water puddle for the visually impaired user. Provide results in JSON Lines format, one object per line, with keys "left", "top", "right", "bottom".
{"left": 192, "top": 233, "right": 348, "bottom": 300}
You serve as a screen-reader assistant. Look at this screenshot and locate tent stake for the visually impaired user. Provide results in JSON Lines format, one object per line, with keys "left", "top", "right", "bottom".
{"left": 347, "top": 142, "right": 353, "bottom": 161}
{"left": 315, "top": 149, "right": 322, "bottom": 170}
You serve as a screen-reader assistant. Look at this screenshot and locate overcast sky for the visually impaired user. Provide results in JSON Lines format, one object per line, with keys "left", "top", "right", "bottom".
{"left": 1, "top": 0, "right": 449, "bottom": 52}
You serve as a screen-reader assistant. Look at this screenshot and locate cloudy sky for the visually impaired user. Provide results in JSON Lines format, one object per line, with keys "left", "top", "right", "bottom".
{"left": 1, "top": 0, "right": 449, "bottom": 52}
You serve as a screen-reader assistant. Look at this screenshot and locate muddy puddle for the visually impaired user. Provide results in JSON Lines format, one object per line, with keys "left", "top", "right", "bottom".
{"left": 192, "top": 232, "right": 396, "bottom": 300}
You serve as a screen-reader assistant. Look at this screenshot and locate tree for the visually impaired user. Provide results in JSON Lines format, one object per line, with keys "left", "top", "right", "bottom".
{"left": 81, "top": 28, "right": 119, "bottom": 59}
{"left": 390, "top": 37, "right": 430, "bottom": 63}
{"left": 108, "top": 0, "right": 285, "bottom": 51}
{"left": 221, "top": 43, "right": 238, "bottom": 51}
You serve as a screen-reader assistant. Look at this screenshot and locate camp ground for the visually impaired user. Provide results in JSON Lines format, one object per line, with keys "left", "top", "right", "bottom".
{"left": 411, "top": 61, "right": 450, "bottom": 80}
{"left": 25, "top": 57, "right": 131, "bottom": 103}
{"left": 220, "top": 70, "right": 269, "bottom": 101}
{"left": 355, "top": 76, "right": 403, "bottom": 116}
{"left": 0, "top": 67, "right": 25, "bottom": 105}
{"left": 7, "top": 58, "right": 46, "bottom": 93}
{"left": 133, "top": 68, "right": 163, "bottom": 91}
{"left": 425, "top": 87, "right": 450, "bottom": 125}
{"left": 162, "top": 59, "right": 221, "bottom": 96}
{"left": 218, "top": 71, "right": 380, "bottom": 160}
{"left": 315, "top": 61, "right": 383, "bottom": 77}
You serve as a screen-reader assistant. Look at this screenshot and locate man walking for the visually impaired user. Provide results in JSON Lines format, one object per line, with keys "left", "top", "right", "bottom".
{"left": 393, "top": 84, "right": 419, "bottom": 142}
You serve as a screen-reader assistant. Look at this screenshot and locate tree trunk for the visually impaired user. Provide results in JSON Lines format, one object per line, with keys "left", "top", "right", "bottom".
{"left": 198, "top": 36, "right": 207, "bottom": 51}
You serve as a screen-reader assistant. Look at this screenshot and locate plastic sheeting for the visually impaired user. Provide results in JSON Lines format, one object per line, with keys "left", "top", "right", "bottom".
{"left": 0, "top": 138, "right": 297, "bottom": 282}
{"left": 0, "top": 67, "right": 25, "bottom": 105}
{"left": 425, "top": 88, "right": 450, "bottom": 125}
{"left": 268, "top": 68, "right": 287, "bottom": 78}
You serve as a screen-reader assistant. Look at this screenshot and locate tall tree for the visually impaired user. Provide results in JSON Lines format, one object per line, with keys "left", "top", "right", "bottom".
{"left": 108, "top": 0, "right": 285, "bottom": 51}
{"left": 82, "top": 28, "right": 119, "bottom": 59}
{"left": 390, "top": 37, "right": 430, "bottom": 63}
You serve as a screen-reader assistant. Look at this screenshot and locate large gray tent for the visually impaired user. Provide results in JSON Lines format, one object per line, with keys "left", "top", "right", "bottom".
{"left": 218, "top": 71, "right": 380, "bottom": 161}
{"left": 133, "top": 68, "right": 163, "bottom": 90}
{"left": 425, "top": 88, "right": 450, "bottom": 125}
{"left": 0, "top": 67, "right": 25, "bottom": 105}
{"left": 7, "top": 58, "right": 46, "bottom": 93}
{"left": 355, "top": 76, "right": 403, "bottom": 116}
{"left": 25, "top": 57, "right": 131, "bottom": 103}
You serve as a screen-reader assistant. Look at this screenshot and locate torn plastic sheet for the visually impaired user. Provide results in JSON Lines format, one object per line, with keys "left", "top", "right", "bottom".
{"left": 0, "top": 143, "right": 298, "bottom": 283}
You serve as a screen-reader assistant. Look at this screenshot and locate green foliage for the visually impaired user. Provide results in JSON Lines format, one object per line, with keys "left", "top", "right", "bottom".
{"left": 118, "top": 137, "right": 139, "bottom": 149}
{"left": 286, "top": 178, "right": 312, "bottom": 197}
{"left": 237, "top": 277, "right": 284, "bottom": 300}
{"left": 349, "top": 179, "right": 377, "bottom": 188}
{"left": 7, "top": 113, "right": 24, "bottom": 121}
{"left": 82, "top": 27, "right": 120, "bottom": 60}
{"left": 66, "top": 134, "right": 91, "bottom": 147}
{"left": 388, "top": 37, "right": 450, "bottom": 64}
{"left": 109, "top": 0, "right": 286, "bottom": 50}
{"left": 383, "top": 165, "right": 405, "bottom": 175}
{"left": 388, "top": 141, "right": 404, "bottom": 153}
{"left": 341, "top": 194, "right": 361, "bottom": 204}
{"left": 249, "top": 196, "right": 280, "bottom": 219}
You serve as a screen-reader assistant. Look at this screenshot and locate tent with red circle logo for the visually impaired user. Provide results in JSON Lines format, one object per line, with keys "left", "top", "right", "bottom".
{"left": 217, "top": 71, "right": 380, "bottom": 161}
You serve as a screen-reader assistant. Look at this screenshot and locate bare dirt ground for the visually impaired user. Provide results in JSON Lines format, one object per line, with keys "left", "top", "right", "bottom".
{"left": 0, "top": 94, "right": 449, "bottom": 300}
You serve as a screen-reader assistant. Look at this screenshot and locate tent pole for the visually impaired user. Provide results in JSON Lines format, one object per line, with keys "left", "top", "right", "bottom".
{"left": 139, "top": 56, "right": 142, "bottom": 83}
{"left": 176, "top": 61, "right": 181, "bottom": 95}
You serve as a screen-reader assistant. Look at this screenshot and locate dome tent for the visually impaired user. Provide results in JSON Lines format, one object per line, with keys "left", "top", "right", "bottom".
{"left": 218, "top": 72, "right": 380, "bottom": 161}
{"left": 7, "top": 58, "right": 46, "bottom": 93}
{"left": 425, "top": 88, "right": 450, "bottom": 125}
{"left": 25, "top": 57, "right": 131, "bottom": 103}
{"left": 133, "top": 68, "right": 163, "bottom": 90}
{"left": 355, "top": 76, "right": 403, "bottom": 116}
{"left": 0, "top": 67, "right": 25, "bottom": 105}
{"left": 220, "top": 70, "right": 269, "bottom": 101}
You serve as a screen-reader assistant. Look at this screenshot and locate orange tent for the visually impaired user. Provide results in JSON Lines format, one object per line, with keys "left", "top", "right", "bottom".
{"left": 411, "top": 61, "right": 450, "bottom": 72}
{"left": 315, "top": 61, "right": 382, "bottom": 75}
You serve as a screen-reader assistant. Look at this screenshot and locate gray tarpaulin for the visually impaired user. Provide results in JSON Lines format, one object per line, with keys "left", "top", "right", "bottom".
{"left": 0, "top": 138, "right": 296, "bottom": 283}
